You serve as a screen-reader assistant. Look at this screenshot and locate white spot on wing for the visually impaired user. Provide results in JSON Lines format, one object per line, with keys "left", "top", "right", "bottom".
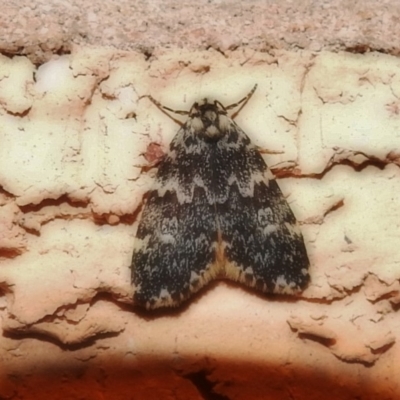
{"left": 274, "top": 275, "right": 297, "bottom": 294}
{"left": 226, "top": 170, "right": 269, "bottom": 198}
{"left": 159, "top": 288, "right": 170, "bottom": 299}
{"left": 263, "top": 225, "right": 278, "bottom": 235}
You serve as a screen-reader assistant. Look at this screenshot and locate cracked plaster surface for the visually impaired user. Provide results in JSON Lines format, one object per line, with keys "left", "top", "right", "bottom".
{"left": 1, "top": 48, "right": 400, "bottom": 399}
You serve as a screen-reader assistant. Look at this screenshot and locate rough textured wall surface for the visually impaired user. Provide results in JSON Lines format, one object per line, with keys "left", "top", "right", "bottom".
{"left": 1, "top": 2, "right": 400, "bottom": 400}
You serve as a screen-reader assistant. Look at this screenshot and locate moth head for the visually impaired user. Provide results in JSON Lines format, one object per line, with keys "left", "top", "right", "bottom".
{"left": 189, "top": 99, "right": 230, "bottom": 141}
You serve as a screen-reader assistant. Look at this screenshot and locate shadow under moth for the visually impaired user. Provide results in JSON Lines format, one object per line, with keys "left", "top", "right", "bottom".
{"left": 131, "top": 85, "right": 310, "bottom": 309}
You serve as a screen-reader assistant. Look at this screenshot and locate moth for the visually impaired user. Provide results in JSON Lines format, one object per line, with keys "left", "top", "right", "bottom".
{"left": 131, "top": 85, "right": 310, "bottom": 309}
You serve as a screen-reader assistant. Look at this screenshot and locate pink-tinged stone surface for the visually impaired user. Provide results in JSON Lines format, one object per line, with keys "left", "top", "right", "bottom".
{"left": 0, "top": 47, "right": 400, "bottom": 399}
{"left": 1, "top": 0, "right": 400, "bottom": 63}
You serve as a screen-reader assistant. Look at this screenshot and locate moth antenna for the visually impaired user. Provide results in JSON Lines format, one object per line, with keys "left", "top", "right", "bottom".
{"left": 141, "top": 94, "right": 189, "bottom": 127}
{"left": 226, "top": 84, "right": 258, "bottom": 119}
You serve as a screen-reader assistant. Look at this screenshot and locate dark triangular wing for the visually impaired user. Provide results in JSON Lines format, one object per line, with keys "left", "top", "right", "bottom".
{"left": 131, "top": 126, "right": 221, "bottom": 309}
{"left": 214, "top": 123, "right": 310, "bottom": 294}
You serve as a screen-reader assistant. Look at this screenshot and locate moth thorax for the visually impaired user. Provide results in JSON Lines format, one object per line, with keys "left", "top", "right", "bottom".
{"left": 202, "top": 112, "right": 230, "bottom": 140}
{"left": 205, "top": 124, "right": 223, "bottom": 140}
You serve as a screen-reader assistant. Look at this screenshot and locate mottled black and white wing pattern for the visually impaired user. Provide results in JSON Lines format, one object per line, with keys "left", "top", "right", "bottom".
{"left": 131, "top": 88, "right": 310, "bottom": 309}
